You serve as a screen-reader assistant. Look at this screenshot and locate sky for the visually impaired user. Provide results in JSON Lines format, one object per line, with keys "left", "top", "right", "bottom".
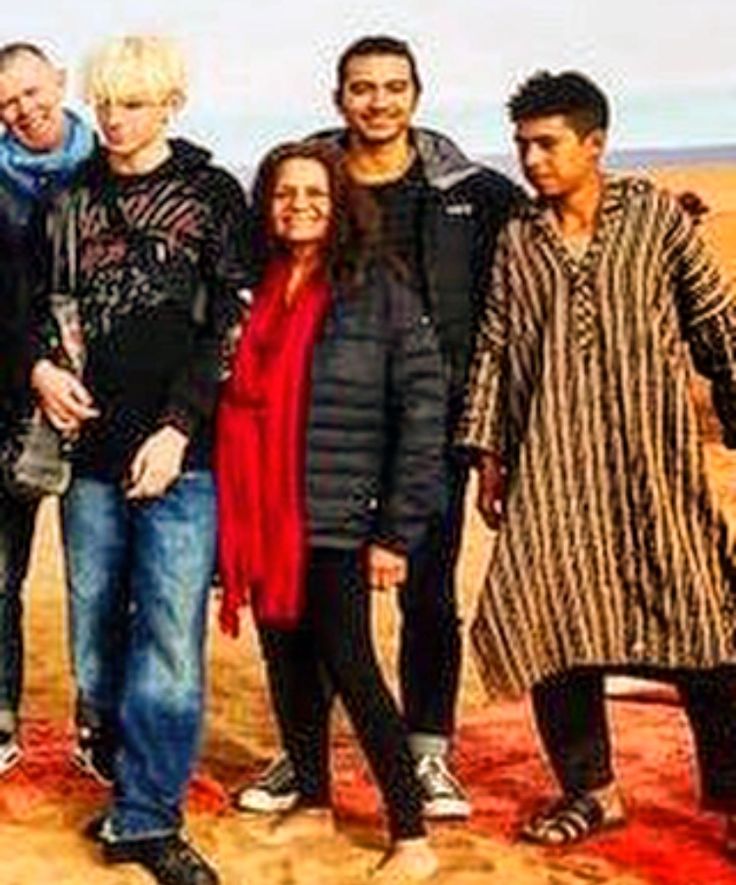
{"left": 2, "top": 0, "right": 735, "bottom": 167}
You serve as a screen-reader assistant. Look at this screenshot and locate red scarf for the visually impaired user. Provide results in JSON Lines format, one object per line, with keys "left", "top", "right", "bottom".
{"left": 215, "top": 259, "right": 331, "bottom": 636}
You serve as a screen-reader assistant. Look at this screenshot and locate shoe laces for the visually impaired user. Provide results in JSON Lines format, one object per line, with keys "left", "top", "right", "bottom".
{"left": 416, "top": 755, "right": 463, "bottom": 798}
{"left": 158, "top": 836, "right": 211, "bottom": 880}
{"left": 255, "top": 754, "right": 295, "bottom": 790}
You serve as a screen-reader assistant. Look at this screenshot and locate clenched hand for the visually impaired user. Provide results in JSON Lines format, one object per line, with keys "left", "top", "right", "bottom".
{"left": 126, "top": 426, "right": 189, "bottom": 500}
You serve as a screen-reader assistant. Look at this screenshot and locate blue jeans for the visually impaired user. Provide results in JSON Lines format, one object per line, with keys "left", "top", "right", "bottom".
{"left": 62, "top": 471, "right": 216, "bottom": 838}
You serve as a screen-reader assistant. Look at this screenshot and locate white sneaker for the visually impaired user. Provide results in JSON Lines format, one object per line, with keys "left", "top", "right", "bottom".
{"left": 0, "top": 730, "right": 22, "bottom": 777}
{"left": 416, "top": 754, "right": 471, "bottom": 820}
{"left": 233, "top": 754, "right": 299, "bottom": 814}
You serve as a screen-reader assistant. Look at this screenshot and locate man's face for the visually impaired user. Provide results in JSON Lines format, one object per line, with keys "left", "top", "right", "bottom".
{"left": 94, "top": 93, "right": 170, "bottom": 163}
{"left": 337, "top": 53, "right": 418, "bottom": 146}
{"left": 0, "top": 52, "right": 66, "bottom": 152}
{"left": 514, "top": 114, "right": 604, "bottom": 200}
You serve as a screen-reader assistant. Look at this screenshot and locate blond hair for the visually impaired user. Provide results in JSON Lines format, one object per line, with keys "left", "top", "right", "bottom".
{"left": 85, "top": 36, "right": 187, "bottom": 106}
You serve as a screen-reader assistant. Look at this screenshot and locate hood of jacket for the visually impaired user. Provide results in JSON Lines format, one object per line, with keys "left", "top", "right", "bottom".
{"left": 310, "top": 126, "right": 485, "bottom": 192}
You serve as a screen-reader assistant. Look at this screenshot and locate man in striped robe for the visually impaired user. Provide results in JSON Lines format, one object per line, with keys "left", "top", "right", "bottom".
{"left": 460, "top": 70, "right": 736, "bottom": 852}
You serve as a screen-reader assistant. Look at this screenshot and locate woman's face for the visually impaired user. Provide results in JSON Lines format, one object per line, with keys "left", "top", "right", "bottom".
{"left": 270, "top": 157, "right": 332, "bottom": 248}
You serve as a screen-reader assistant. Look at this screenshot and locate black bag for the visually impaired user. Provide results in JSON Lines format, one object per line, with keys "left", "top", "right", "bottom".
{"left": 1, "top": 211, "right": 84, "bottom": 502}
{"left": 1, "top": 408, "right": 71, "bottom": 501}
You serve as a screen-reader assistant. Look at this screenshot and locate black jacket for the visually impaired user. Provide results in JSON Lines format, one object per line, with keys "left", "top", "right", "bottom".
{"left": 38, "top": 140, "right": 250, "bottom": 480}
{"left": 312, "top": 128, "right": 524, "bottom": 413}
{"left": 306, "top": 264, "right": 446, "bottom": 551}
{"left": 0, "top": 215, "right": 35, "bottom": 437}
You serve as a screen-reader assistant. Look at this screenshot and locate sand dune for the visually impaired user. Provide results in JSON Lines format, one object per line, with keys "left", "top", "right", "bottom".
{"left": 4, "top": 160, "right": 736, "bottom": 883}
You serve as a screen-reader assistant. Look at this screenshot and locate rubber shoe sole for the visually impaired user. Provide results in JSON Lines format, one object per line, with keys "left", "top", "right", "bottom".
{"left": 423, "top": 794, "right": 471, "bottom": 820}
{"left": 233, "top": 784, "right": 299, "bottom": 814}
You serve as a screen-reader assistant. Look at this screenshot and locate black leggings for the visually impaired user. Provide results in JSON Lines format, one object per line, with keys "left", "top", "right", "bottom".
{"left": 533, "top": 666, "right": 736, "bottom": 812}
{"left": 259, "top": 548, "right": 425, "bottom": 840}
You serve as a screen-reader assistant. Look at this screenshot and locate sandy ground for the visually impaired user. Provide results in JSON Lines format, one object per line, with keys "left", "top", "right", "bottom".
{"left": 4, "top": 162, "right": 736, "bottom": 884}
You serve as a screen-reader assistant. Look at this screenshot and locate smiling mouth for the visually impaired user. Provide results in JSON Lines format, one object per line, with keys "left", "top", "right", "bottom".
{"left": 21, "top": 116, "right": 49, "bottom": 133}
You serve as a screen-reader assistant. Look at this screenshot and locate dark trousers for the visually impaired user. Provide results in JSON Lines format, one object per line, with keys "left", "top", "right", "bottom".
{"left": 0, "top": 485, "right": 37, "bottom": 721}
{"left": 398, "top": 457, "right": 465, "bottom": 737}
{"left": 259, "top": 548, "right": 425, "bottom": 841}
{"left": 533, "top": 667, "right": 736, "bottom": 812}
{"left": 313, "top": 458, "right": 465, "bottom": 740}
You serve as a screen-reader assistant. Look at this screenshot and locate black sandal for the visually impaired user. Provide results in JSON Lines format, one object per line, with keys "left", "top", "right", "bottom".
{"left": 519, "top": 793, "right": 625, "bottom": 846}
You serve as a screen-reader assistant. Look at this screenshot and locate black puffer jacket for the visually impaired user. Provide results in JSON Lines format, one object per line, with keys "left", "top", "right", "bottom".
{"left": 312, "top": 128, "right": 525, "bottom": 416}
{"left": 306, "top": 263, "right": 446, "bottom": 551}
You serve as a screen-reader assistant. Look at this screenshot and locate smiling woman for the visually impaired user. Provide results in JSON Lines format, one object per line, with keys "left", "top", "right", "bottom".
{"left": 215, "top": 138, "right": 443, "bottom": 880}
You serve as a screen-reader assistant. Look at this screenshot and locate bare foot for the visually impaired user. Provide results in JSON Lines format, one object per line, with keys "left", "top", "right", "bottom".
{"left": 372, "top": 838, "right": 438, "bottom": 881}
{"left": 589, "top": 782, "right": 626, "bottom": 824}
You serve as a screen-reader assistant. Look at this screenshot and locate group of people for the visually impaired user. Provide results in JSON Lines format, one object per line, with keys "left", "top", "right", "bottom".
{"left": 1, "top": 29, "right": 736, "bottom": 885}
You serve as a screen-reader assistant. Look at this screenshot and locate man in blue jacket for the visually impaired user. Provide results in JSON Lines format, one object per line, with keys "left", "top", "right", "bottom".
{"left": 236, "top": 34, "right": 522, "bottom": 821}
{"left": 0, "top": 41, "right": 94, "bottom": 777}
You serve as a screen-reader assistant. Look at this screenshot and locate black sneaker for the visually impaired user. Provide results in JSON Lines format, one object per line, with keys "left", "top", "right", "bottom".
{"left": 0, "top": 730, "right": 22, "bottom": 777}
{"left": 232, "top": 753, "right": 299, "bottom": 813}
{"left": 72, "top": 723, "right": 116, "bottom": 786}
{"left": 103, "top": 833, "right": 219, "bottom": 885}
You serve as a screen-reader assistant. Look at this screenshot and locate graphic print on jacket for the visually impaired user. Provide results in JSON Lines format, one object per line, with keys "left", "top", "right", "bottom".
{"left": 43, "top": 139, "right": 250, "bottom": 480}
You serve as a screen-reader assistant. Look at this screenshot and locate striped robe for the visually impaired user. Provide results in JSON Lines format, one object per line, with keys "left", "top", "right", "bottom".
{"left": 460, "top": 175, "right": 736, "bottom": 698}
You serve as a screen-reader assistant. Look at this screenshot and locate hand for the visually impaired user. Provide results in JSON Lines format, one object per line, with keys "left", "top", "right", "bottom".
{"left": 476, "top": 451, "right": 506, "bottom": 530}
{"left": 126, "top": 426, "right": 189, "bottom": 500}
{"left": 30, "top": 359, "right": 98, "bottom": 435}
{"left": 366, "top": 544, "right": 408, "bottom": 591}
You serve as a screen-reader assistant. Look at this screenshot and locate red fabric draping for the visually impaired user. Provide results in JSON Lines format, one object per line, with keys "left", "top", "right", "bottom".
{"left": 215, "top": 260, "right": 330, "bottom": 635}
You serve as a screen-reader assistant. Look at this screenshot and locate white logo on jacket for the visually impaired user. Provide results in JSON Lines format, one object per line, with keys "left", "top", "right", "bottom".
{"left": 444, "top": 202, "right": 473, "bottom": 217}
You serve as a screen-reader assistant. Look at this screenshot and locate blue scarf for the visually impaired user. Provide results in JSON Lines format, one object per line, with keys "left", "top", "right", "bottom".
{"left": 0, "top": 109, "right": 95, "bottom": 230}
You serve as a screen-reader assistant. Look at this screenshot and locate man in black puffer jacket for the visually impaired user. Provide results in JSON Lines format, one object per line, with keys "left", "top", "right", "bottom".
{"left": 236, "top": 35, "right": 524, "bottom": 822}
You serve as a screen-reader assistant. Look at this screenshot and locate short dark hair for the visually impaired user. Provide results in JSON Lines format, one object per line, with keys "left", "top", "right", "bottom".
{"left": 508, "top": 70, "right": 610, "bottom": 136}
{"left": 335, "top": 35, "right": 422, "bottom": 102}
{"left": 251, "top": 139, "right": 379, "bottom": 289}
{"left": 0, "top": 42, "right": 52, "bottom": 73}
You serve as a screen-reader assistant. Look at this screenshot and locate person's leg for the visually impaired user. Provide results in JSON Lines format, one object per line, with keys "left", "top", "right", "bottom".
{"left": 62, "top": 477, "right": 128, "bottom": 782}
{"left": 532, "top": 668, "right": 614, "bottom": 795}
{"left": 675, "top": 667, "right": 736, "bottom": 815}
{"left": 107, "top": 471, "right": 216, "bottom": 840}
{"left": 309, "top": 548, "right": 426, "bottom": 843}
{"left": 399, "top": 459, "right": 464, "bottom": 746}
{"left": 399, "top": 456, "right": 466, "bottom": 817}
{"left": 257, "top": 624, "right": 330, "bottom": 808}
{"left": 234, "top": 628, "right": 336, "bottom": 815}
{"left": 523, "top": 668, "right": 625, "bottom": 845}
{"left": 0, "top": 486, "right": 37, "bottom": 770}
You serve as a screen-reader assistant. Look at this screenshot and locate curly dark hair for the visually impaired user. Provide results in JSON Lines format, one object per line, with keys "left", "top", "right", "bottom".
{"left": 250, "top": 139, "right": 379, "bottom": 290}
{"left": 509, "top": 70, "right": 610, "bottom": 137}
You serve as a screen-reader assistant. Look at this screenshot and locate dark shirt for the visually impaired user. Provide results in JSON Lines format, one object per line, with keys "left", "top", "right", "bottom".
{"left": 41, "top": 140, "right": 250, "bottom": 481}
{"left": 364, "top": 156, "right": 431, "bottom": 309}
